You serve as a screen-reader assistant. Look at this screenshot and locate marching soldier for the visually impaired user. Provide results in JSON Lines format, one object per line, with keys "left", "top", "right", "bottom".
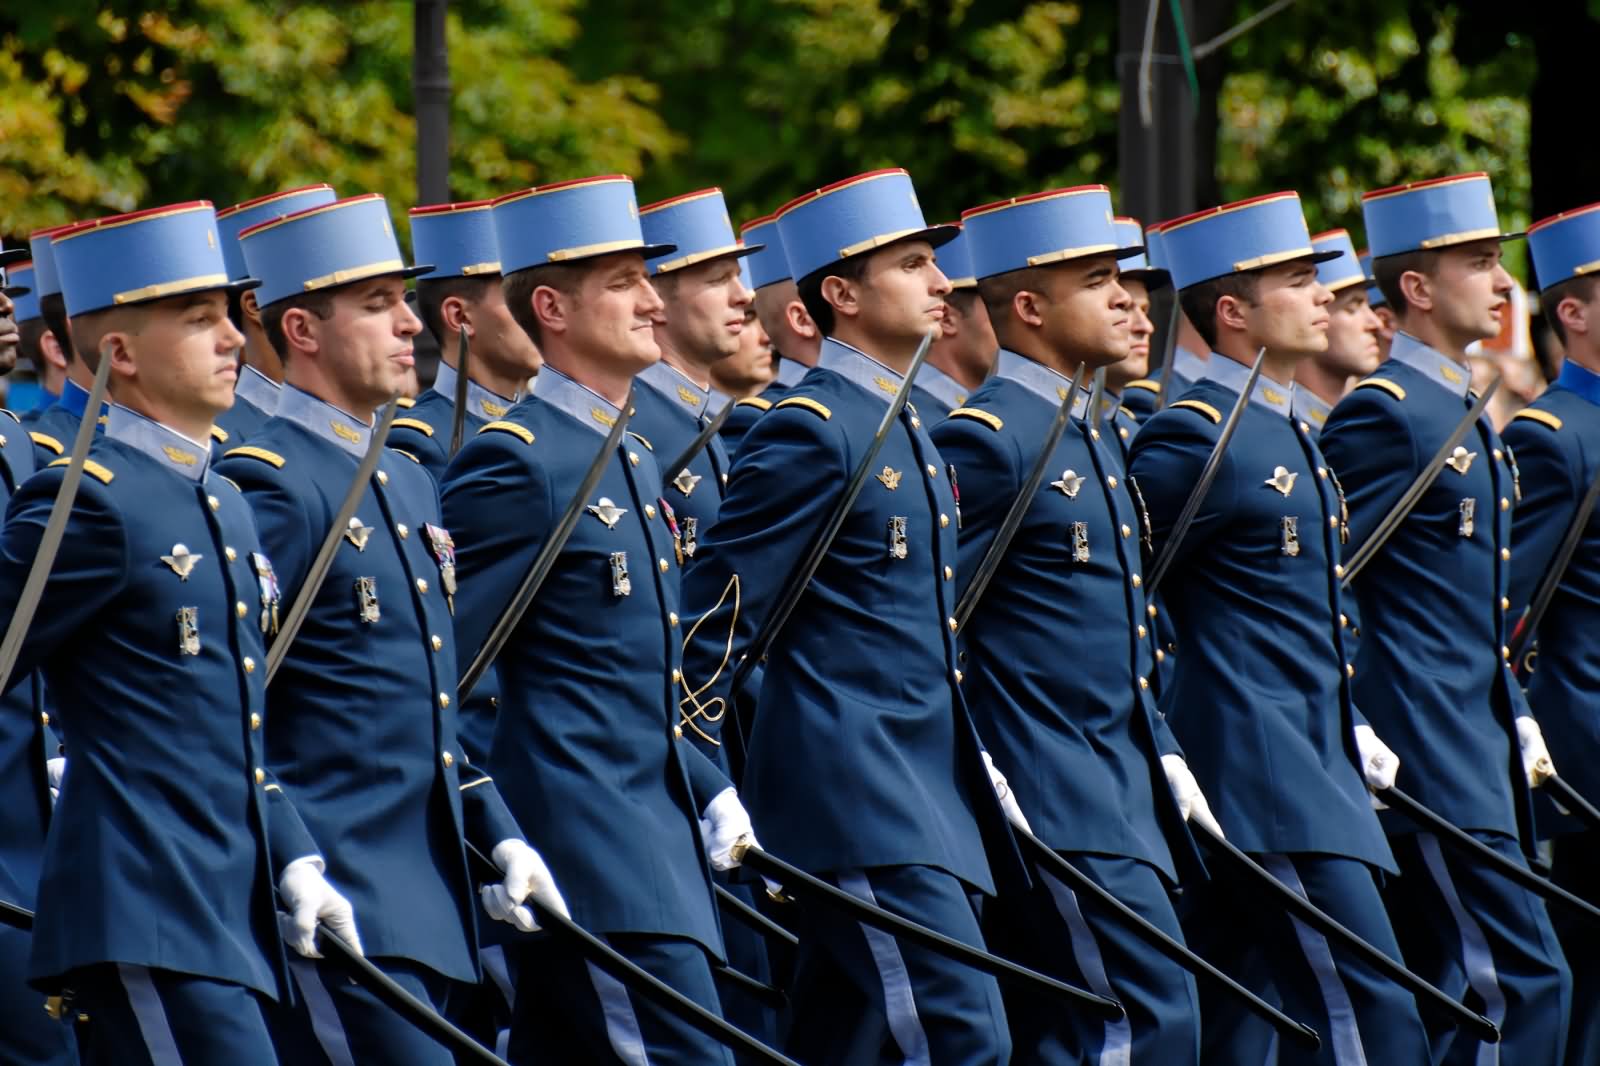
{"left": 1292, "top": 230, "right": 1382, "bottom": 436}
{"left": 1129, "top": 192, "right": 1431, "bottom": 1065}
{"left": 218, "top": 193, "right": 563, "bottom": 1064}
{"left": 1322, "top": 173, "right": 1572, "bottom": 1064}
{"left": 1359, "top": 250, "right": 1398, "bottom": 362}
{"left": 0, "top": 200, "right": 360, "bottom": 1065}
{"left": 708, "top": 259, "right": 776, "bottom": 407}
{"left": 678, "top": 168, "right": 1028, "bottom": 1065}
{"left": 212, "top": 185, "right": 339, "bottom": 444}
{"left": 1119, "top": 222, "right": 1211, "bottom": 424}
{"left": 24, "top": 225, "right": 108, "bottom": 465}
{"left": 1102, "top": 216, "right": 1167, "bottom": 468}
{"left": 11, "top": 258, "right": 68, "bottom": 420}
{"left": 718, "top": 213, "right": 821, "bottom": 454}
{"left": 442, "top": 174, "right": 750, "bottom": 1065}
{"left": 932, "top": 184, "right": 1211, "bottom": 1064}
{"left": 390, "top": 198, "right": 542, "bottom": 480}
{"left": 1508, "top": 201, "right": 1600, "bottom": 1066}
{"left": 914, "top": 222, "right": 995, "bottom": 420}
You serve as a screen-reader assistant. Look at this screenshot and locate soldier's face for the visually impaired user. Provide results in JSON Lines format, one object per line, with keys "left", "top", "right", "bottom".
{"left": 135, "top": 290, "right": 246, "bottom": 418}
{"left": 322, "top": 277, "right": 421, "bottom": 408}
{"left": 1114, "top": 276, "right": 1153, "bottom": 383}
{"left": 468, "top": 281, "right": 542, "bottom": 378}
{"left": 852, "top": 240, "right": 950, "bottom": 345}
{"left": 1429, "top": 240, "right": 1512, "bottom": 344}
{"left": 0, "top": 287, "right": 17, "bottom": 374}
{"left": 1322, "top": 286, "right": 1382, "bottom": 377}
{"left": 1245, "top": 260, "right": 1330, "bottom": 356}
{"left": 566, "top": 253, "right": 662, "bottom": 374}
{"left": 1034, "top": 254, "right": 1131, "bottom": 368}
{"left": 655, "top": 256, "right": 751, "bottom": 365}
{"left": 710, "top": 307, "right": 775, "bottom": 394}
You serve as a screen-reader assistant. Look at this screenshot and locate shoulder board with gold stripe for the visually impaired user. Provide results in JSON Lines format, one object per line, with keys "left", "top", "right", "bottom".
{"left": 1170, "top": 399, "right": 1222, "bottom": 424}
{"left": 48, "top": 457, "right": 113, "bottom": 483}
{"left": 1512, "top": 408, "right": 1562, "bottom": 431}
{"left": 0, "top": 409, "right": 20, "bottom": 425}
{"left": 774, "top": 396, "right": 832, "bottom": 420}
{"left": 627, "top": 431, "right": 653, "bottom": 451}
{"left": 395, "top": 396, "right": 416, "bottom": 408}
{"left": 1353, "top": 378, "right": 1406, "bottom": 402}
{"left": 391, "top": 447, "right": 422, "bottom": 463}
{"left": 209, "top": 425, "right": 229, "bottom": 443}
{"left": 735, "top": 396, "right": 773, "bottom": 411}
{"left": 1118, "top": 405, "right": 1137, "bottom": 420}
{"left": 479, "top": 420, "right": 535, "bottom": 445}
{"left": 392, "top": 417, "right": 435, "bottom": 437}
{"left": 29, "top": 431, "right": 63, "bottom": 455}
{"left": 948, "top": 407, "right": 1003, "bottom": 431}
{"left": 1125, "top": 378, "right": 1161, "bottom": 394}
{"left": 223, "top": 445, "right": 286, "bottom": 468}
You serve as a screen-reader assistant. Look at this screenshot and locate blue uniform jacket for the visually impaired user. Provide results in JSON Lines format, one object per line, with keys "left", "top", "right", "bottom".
{"left": 931, "top": 355, "right": 1198, "bottom": 883}
{"left": 0, "top": 415, "right": 319, "bottom": 996}
{"left": 441, "top": 368, "right": 726, "bottom": 957}
{"left": 1320, "top": 335, "right": 1532, "bottom": 848}
{"left": 632, "top": 361, "right": 731, "bottom": 577}
{"left": 217, "top": 387, "right": 520, "bottom": 982}
{"left": 211, "top": 365, "right": 281, "bottom": 448}
{"left": 678, "top": 339, "right": 1025, "bottom": 894}
{"left": 1128, "top": 362, "right": 1394, "bottom": 868}
{"left": 909, "top": 362, "right": 969, "bottom": 424}
{"left": 1504, "top": 361, "right": 1600, "bottom": 834}
{"left": 718, "top": 354, "right": 806, "bottom": 456}
{"left": 25, "top": 379, "right": 106, "bottom": 468}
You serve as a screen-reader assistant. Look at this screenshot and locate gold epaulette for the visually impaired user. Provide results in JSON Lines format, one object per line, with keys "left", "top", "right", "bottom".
{"left": 209, "top": 425, "right": 229, "bottom": 443}
{"left": 1354, "top": 378, "right": 1406, "bottom": 401}
{"left": 395, "top": 396, "right": 416, "bottom": 408}
{"left": 48, "top": 457, "right": 113, "bottom": 483}
{"left": 1125, "top": 378, "right": 1161, "bottom": 394}
{"left": 1118, "top": 405, "right": 1137, "bottom": 420}
{"left": 1170, "top": 399, "right": 1222, "bottom": 424}
{"left": 391, "top": 448, "right": 422, "bottom": 463}
{"left": 627, "top": 431, "right": 653, "bottom": 451}
{"left": 29, "top": 431, "right": 63, "bottom": 455}
{"left": 1512, "top": 408, "right": 1563, "bottom": 431}
{"left": 223, "top": 445, "right": 286, "bottom": 468}
{"left": 392, "top": 417, "right": 435, "bottom": 437}
{"left": 948, "top": 407, "right": 1003, "bottom": 431}
{"left": 774, "top": 396, "right": 831, "bottom": 420}
{"left": 479, "top": 420, "right": 534, "bottom": 445}
{"left": 735, "top": 396, "right": 773, "bottom": 411}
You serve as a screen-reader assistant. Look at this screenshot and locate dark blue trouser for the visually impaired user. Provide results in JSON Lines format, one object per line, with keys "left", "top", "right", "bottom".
{"left": 986, "top": 851, "right": 1200, "bottom": 1065}
{"left": 72, "top": 963, "right": 278, "bottom": 1066}
{"left": 271, "top": 954, "right": 456, "bottom": 1065}
{"left": 0, "top": 926, "right": 75, "bottom": 1065}
{"left": 1550, "top": 831, "right": 1600, "bottom": 1066}
{"left": 1183, "top": 850, "right": 1432, "bottom": 1066}
{"left": 786, "top": 863, "right": 1010, "bottom": 1066}
{"left": 1386, "top": 831, "right": 1571, "bottom": 1066}
{"left": 506, "top": 932, "right": 734, "bottom": 1066}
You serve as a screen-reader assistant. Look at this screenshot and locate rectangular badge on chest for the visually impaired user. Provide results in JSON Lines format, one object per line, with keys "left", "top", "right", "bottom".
{"left": 609, "top": 551, "right": 632, "bottom": 597}
{"left": 176, "top": 606, "right": 200, "bottom": 656}
{"left": 1458, "top": 498, "right": 1476, "bottom": 538}
{"left": 355, "top": 576, "right": 380, "bottom": 623}
{"left": 1280, "top": 515, "right": 1300, "bottom": 557}
{"left": 888, "top": 516, "right": 909, "bottom": 559}
{"left": 1070, "top": 521, "right": 1090, "bottom": 563}
{"left": 682, "top": 516, "right": 699, "bottom": 559}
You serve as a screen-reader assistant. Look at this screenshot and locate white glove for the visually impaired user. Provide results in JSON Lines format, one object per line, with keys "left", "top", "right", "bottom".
{"left": 1516, "top": 716, "right": 1556, "bottom": 787}
{"left": 481, "top": 838, "right": 568, "bottom": 932}
{"left": 278, "top": 856, "right": 362, "bottom": 959}
{"left": 1162, "top": 754, "right": 1225, "bottom": 840}
{"left": 981, "top": 751, "right": 1033, "bottom": 834}
{"left": 699, "top": 787, "right": 758, "bottom": 871}
{"left": 1353, "top": 724, "right": 1399, "bottom": 792}
{"left": 46, "top": 756, "right": 64, "bottom": 804}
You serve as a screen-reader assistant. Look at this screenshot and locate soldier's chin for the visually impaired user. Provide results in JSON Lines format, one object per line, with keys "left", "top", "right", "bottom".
{"left": 0, "top": 340, "right": 18, "bottom": 375}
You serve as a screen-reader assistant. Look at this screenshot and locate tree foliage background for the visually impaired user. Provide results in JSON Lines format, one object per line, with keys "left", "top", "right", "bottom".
{"left": 0, "top": 0, "right": 1569, "bottom": 273}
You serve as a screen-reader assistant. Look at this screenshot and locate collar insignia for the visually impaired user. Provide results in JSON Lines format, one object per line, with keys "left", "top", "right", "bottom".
{"left": 161, "top": 445, "right": 198, "bottom": 466}
{"left": 873, "top": 376, "right": 898, "bottom": 396}
{"left": 590, "top": 406, "right": 617, "bottom": 428}
{"left": 330, "top": 421, "right": 362, "bottom": 444}
{"left": 480, "top": 398, "right": 508, "bottom": 418}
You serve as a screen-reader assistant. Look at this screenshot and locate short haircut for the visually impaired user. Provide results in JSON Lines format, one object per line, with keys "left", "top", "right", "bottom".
{"left": 415, "top": 275, "right": 498, "bottom": 346}
{"left": 796, "top": 255, "right": 871, "bottom": 337}
{"left": 946, "top": 288, "right": 983, "bottom": 319}
{"left": 40, "top": 294, "right": 75, "bottom": 364}
{"left": 1539, "top": 274, "right": 1600, "bottom": 346}
{"left": 226, "top": 289, "right": 246, "bottom": 331}
{"left": 260, "top": 289, "right": 337, "bottom": 361}
{"left": 502, "top": 263, "right": 588, "bottom": 348}
{"left": 1178, "top": 272, "right": 1262, "bottom": 350}
{"left": 1373, "top": 249, "right": 1439, "bottom": 318}
{"left": 68, "top": 304, "right": 147, "bottom": 369}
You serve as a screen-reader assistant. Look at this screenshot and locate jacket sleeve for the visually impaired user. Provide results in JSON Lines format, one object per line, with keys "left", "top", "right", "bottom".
{"left": 1317, "top": 387, "right": 1419, "bottom": 552}
{"left": 1126, "top": 409, "right": 1239, "bottom": 574}
{"left": 927, "top": 415, "right": 1020, "bottom": 605}
{"left": 1502, "top": 417, "right": 1578, "bottom": 618}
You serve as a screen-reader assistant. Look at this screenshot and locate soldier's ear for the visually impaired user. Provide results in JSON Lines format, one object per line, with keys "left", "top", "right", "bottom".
{"left": 440, "top": 294, "right": 472, "bottom": 337}
{"left": 241, "top": 289, "right": 263, "bottom": 326}
{"left": 820, "top": 274, "right": 859, "bottom": 321}
{"left": 1398, "top": 269, "right": 1433, "bottom": 314}
{"left": 280, "top": 306, "right": 322, "bottom": 357}
{"left": 531, "top": 285, "right": 567, "bottom": 338}
{"left": 1557, "top": 294, "right": 1590, "bottom": 338}
{"left": 1215, "top": 292, "right": 1251, "bottom": 335}
{"left": 784, "top": 299, "right": 818, "bottom": 340}
{"left": 1012, "top": 289, "right": 1045, "bottom": 328}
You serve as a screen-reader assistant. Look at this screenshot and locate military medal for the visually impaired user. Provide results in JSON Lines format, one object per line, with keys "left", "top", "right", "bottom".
{"left": 588, "top": 497, "right": 627, "bottom": 529}
{"left": 252, "top": 552, "right": 281, "bottom": 635}
{"left": 176, "top": 606, "right": 200, "bottom": 655}
{"left": 1128, "top": 475, "right": 1154, "bottom": 553}
{"left": 1051, "top": 470, "right": 1085, "bottom": 499}
{"left": 672, "top": 468, "right": 703, "bottom": 497}
{"left": 947, "top": 464, "right": 962, "bottom": 529}
{"left": 1264, "top": 466, "right": 1298, "bottom": 497}
{"left": 1445, "top": 446, "right": 1477, "bottom": 475}
{"left": 1458, "top": 498, "right": 1476, "bottom": 538}
{"left": 355, "top": 576, "right": 380, "bottom": 623}
{"left": 1280, "top": 515, "right": 1300, "bottom": 557}
{"left": 423, "top": 524, "right": 458, "bottom": 612}
{"left": 1070, "top": 521, "right": 1091, "bottom": 563}
{"left": 682, "top": 516, "right": 699, "bottom": 558}
{"left": 888, "top": 516, "right": 909, "bottom": 560}
{"left": 344, "top": 517, "right": 374, "bottom": 552}
{"left": 1328, "top": 469, "right": 1350, "bottom": 545}
{"left": 659, "top": 498, "right": 684, "bottom": 565}
{"left": 876, "top": 466, "right": 902, "bottom": 491}
{"left": 1505, "top": 443, "right": 1522, "bottom": 502}
{"left": 161, "top": 543, "right": 203, "bottom": 581}
{"left": 609, "top": 551, "right": 632, "bottom": 597}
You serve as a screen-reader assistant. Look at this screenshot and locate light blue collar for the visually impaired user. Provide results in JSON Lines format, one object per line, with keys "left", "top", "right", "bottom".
{"left": 638, "top": 360, "right": 712, "bottom": 418}
{"left": 1203, "top": 354, "right": 1295, "bottom": 418}
{"left": 776, "top": 356, "right": 808, "bottom": 386}
{"left": 1173, "top": 346, "right": 1209, "bottom": 384}
{"left": 994, "top": 349, "right": 1091, "bottom": 418}
{"left": 708, "top": 390, "right": 732, "bottom": 415}
{"left": 1390, "top": 332, "right": 1473, "bottom": 399}
{"left": 431, "top": 360, "right": 517, "bottom": 421}
{"left": 276, "top": 385, "right": 374, "bottom": 459}
{"left": 531, "top": 365, "right": 622, "bottom": 437}
{"left": 1292, "top": 389, "right": 1334, "bottom": 432}
{"left": 818, "top": 338, "right": 908, "bottom": 405}
{"left": 917, "top": 363, "right": 970, "bottom": 409}
{"left": 106, "top": 404, "right": 212, "bottom": 481}
{"left": 1557, "top": 359, "right": 1600, "bottom": 408}
{"left": 58, "top": 378, "right": 108, "bottom": 420}
{"left": 234, "top": 364, "right": 281, "bottom": 415}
